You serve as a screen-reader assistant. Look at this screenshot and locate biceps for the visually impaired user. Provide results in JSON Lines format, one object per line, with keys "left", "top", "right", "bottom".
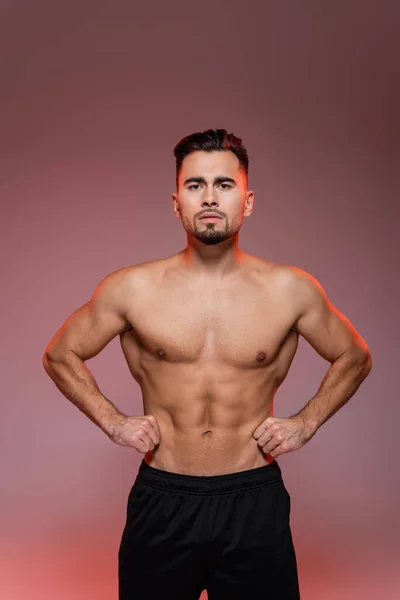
{"left": 294, "top": 277, "right": 369, "bottom": 363}
{"left": 45, "top": 300, "right": 129, "bottom": 362}
{"left": 295, "top": 297, "right": 349, "bottom": 361}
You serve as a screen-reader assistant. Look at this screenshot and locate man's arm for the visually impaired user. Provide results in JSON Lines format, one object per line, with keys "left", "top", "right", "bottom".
{"left": 289, "top": 267, "right": 372, "bottom": 436}
{"left": 42, "top": 268, "right": 132, "bottom": 438}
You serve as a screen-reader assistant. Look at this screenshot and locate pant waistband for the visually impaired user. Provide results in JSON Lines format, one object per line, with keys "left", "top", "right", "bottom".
{"left": 137, "top": 458, "right": 283, "bottom": 494}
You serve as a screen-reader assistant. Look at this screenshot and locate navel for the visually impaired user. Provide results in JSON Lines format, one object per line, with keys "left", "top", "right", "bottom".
{"left": 202, "top": 430, "right": 213, "bottom": 437}
{"left": 156, "top": 348, "right": 166, "bottom": 358}
{"left": 256, "top": 351, "right": 267, "bottom": 362}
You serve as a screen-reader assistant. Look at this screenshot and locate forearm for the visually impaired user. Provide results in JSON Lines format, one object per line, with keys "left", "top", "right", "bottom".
{"left": 292, "top": 350, "right": 372, "bottom": 436}
{"left": 42, "top": 350, "right": 126, "bottom": 437}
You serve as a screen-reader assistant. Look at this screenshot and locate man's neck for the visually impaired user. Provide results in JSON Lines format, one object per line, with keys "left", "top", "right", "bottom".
{"left": 180, "top": 236, "right": 246, "bottom": 280}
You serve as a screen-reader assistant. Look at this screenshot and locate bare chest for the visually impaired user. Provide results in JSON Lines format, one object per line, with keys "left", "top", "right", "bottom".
{"left": 124, "top": 279, "right": 296, "bottom": 367}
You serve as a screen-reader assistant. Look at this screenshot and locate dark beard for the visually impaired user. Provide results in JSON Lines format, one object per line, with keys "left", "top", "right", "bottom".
{"left": 193, "top": 223, "right": 233, "bottom": 245}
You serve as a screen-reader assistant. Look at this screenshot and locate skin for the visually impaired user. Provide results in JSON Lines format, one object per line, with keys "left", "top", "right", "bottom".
{"left": 43, "top": 149, "right": 372, "bottom": 476}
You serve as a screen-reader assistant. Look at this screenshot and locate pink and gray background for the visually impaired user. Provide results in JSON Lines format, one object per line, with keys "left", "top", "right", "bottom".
{"left": 1, "top": 1, "right": 398, "bottom": 598}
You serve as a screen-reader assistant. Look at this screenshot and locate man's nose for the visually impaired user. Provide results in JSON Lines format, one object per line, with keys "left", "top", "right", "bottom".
{"left": 202, "top": 189, "right": 218, "bottom": 206}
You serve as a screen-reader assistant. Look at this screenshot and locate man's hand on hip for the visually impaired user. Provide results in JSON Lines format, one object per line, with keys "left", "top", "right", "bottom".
{"left": 109, "top": 414, "right": 161, "bottom": 453}
{"left": 252, "top": 415, "right": 315, "bottom": 458}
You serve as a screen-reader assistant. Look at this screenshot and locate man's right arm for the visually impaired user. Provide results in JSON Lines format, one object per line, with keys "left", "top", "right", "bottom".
{"left": 42, "top": 269, "right": 131, "bottom": 438}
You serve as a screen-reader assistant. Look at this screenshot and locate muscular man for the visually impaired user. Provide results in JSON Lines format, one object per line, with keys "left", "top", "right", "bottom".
{"left": 42, "top": 128, "right": 372, "bottom": 599}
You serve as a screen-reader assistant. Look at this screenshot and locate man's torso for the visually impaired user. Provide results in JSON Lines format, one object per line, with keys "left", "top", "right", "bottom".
{"left": 117, "top": 251, "right": 301, "bottom": 475}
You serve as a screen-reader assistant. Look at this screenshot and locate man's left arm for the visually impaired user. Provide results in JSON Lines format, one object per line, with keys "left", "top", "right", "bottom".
{"left": 253, "top": 267, "right": 372, "bottom": 457}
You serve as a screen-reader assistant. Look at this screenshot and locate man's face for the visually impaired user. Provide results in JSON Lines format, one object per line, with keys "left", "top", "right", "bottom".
{"left": 172, "top": 150, "right": 254, "bottom": 246}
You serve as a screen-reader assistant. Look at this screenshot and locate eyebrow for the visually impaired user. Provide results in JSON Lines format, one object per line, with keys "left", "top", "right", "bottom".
{"left": 183, "top": 176, "right": 236, "bottom": 186}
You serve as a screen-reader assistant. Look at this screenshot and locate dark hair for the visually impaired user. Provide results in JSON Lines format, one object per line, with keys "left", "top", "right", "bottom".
{"left": 173, "top": 128, "right": 249, "bottom": 190}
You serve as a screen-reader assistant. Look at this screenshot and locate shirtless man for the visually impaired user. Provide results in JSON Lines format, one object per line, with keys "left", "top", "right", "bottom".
{"left": 42, "top": 128, "right": 372, "bottom": 599}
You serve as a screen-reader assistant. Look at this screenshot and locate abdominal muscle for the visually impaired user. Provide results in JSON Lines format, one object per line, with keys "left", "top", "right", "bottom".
{"left": 140, "top": 382, "right": 276, "bottom": 476}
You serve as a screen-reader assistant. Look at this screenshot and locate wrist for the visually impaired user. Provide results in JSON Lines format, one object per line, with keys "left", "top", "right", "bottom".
{"left": 101, "top": 405, "right": 127, "bottom": 439}
{"left": 294, "top": 412, "right": 319, "bottom": 440}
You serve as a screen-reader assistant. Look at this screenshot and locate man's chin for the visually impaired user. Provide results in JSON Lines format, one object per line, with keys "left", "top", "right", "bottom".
{"left": 193, "top": 232, "right": 230, "bottom": 245}
{"left": 199, "top": 237, "right": 226, "bottom": 246}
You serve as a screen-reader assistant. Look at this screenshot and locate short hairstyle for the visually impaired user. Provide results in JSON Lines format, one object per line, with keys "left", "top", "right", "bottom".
{"left": 173, "top": 128, "right": 249, "bottom": 190}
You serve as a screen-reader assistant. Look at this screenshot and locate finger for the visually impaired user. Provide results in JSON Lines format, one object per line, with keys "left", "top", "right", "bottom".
{"left": 258, "top": 427, "right": 286, "bottom": 448}
{"left": 270, "top": 445, "right": 283, "bottom": 458}
{"left": 139, "top": 419, "right": 160, "bottom": 446}
{"left": 134, "top": 430, "right": 151, "bottom": 452}
{"left": 145, "top": 415, "right": 161, "bottom": 442}
{"left": 270, "top": 442, "right": 288, "bottom": 458}
{"left": 262, "top": 438, "right": 281, "bottom": 455}
{"left": 253, "top": 417, "right": 275, "bottom": 440}
{"left": 256, "top": 432, "right": 273, "bottom": 447}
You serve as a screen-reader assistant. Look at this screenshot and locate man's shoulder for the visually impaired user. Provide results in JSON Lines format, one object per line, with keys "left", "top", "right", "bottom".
{"left": 258, "top": 259, "right": 315, "bottom": 287}
{"left": 251, "top": 258, "right": 322, "bottom": 309}
{"left": 102, "top": 256, "right": 172, "bottom": 292}
{"left": 250, "top": 260, "right": 322, "bottom": 334}
{"left": 265, "top": 263, "right": 327, "bottom": 330}
{"left": 247, "top": 255, "right": 305, "bottom": 284}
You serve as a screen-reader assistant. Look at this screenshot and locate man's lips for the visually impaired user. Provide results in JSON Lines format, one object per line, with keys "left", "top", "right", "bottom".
{"left": 200, "top": 214, "right": 222, "bottom": 219}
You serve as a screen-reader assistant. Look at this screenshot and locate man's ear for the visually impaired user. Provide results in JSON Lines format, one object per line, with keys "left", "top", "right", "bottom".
{"left": 172, "top": 193, "right": 181, "bottom": 219}
{"left": 244, "top": 190, "right": 255, "bottom": 217}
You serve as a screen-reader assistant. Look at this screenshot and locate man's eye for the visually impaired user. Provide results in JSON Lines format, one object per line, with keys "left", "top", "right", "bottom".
{"left": 188, "top": 183, "right": 231, "bottom": 191}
